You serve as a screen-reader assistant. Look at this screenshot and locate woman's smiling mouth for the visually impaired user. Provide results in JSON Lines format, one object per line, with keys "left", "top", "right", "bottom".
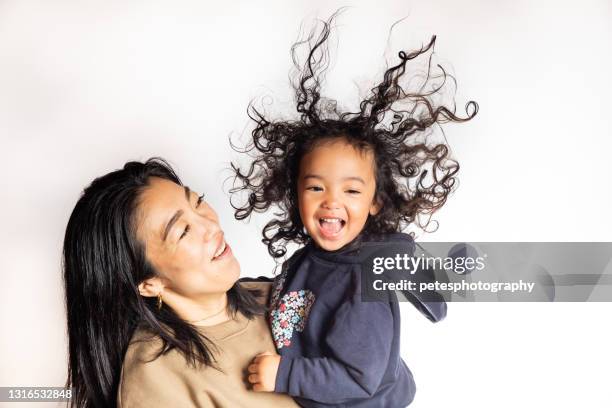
{"left": 212, "top": 240, "right": 231, "bottom": 261}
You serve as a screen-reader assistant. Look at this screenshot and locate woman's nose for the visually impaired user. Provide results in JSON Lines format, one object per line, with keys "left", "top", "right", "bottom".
{"left": 197, "top": 214, "right": 221, "bottom": 241}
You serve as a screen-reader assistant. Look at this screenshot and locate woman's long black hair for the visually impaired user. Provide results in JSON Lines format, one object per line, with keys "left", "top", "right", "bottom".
{"left": 63, "top": 158, "right": 264, "bottom": 408}
{"left": 231, "top": 13, "right": 478, "bottom": 258}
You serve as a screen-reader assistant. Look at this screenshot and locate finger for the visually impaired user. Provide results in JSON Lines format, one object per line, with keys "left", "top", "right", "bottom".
{"left": 252, "top": 383, "right": 265, "bottom": 392}
{"left": 254, "top": 351, "right": 274, "bottom": 363}
{"left": 253, "top": 355, "right": 264, "bottom": 363}
{"left": 247, "top": 363, "right": 259, "bottom": 374}
{"left": 248, "top": 374, "right": 260, "bottom": 384}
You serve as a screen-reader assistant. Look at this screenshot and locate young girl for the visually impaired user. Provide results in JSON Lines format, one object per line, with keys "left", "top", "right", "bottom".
{"left": 231, "top": 15, "right": 477, "bottom": 407}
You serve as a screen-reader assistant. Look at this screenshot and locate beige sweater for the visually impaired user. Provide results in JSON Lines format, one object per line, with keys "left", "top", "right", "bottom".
{"left": 117, "top": 283, "right": 298, "bottom": 408}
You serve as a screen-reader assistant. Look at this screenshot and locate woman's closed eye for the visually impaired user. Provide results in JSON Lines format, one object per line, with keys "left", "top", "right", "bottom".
{"left": 306, "top": 186, "right": 323, "bottom": 192}
{"left": 346, "top": 189, "right": 361, "bottom": 194}
{"left": 196, "top": 193, "right": 205, "bottom": 208}
{"left": 179, "top": 193, "right": 208, "bottom": 240}
{"left": 180, "top": 224, "right": 191, "bottom": 240}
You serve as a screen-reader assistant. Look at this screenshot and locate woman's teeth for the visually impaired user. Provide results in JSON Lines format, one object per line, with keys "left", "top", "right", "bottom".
{"left": 213, "top": 242, "right": 226, "bottom": 259}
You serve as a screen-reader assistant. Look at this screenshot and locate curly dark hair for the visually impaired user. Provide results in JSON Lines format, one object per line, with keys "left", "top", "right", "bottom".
{"left": 230, "top": 14, "right": 478, "bottom": 258}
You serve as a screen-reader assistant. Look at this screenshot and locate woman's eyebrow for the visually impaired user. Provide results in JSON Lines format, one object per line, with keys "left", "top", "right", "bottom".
{"left": 162, "top": 210, "right": 183, "bottom": 242}
{"left": 161, "top": 186, "right": 192, "bottom": 242}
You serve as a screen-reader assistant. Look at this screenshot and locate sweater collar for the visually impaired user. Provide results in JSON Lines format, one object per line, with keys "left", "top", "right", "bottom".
{"left": 195, "top": 311, "right": 250, "bottom": 341}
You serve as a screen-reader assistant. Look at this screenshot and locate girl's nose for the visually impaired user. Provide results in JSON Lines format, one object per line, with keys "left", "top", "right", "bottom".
{"left": 322, "top": 192, "right": 341, "bottom": 210}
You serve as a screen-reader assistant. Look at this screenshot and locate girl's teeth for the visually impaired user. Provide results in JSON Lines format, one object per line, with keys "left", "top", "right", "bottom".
{"left": 319, "top": 217, "right": 344, "bottom": 235}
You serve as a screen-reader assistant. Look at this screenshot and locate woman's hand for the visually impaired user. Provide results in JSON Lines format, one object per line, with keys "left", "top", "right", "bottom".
{"left": 247, "top": 351, "right": 281, "bottom": 392}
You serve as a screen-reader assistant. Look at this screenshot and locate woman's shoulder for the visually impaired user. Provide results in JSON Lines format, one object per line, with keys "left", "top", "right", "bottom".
{"left": 123, "top": 327, "right": 163, "bottom": 360}
{"left": 117, "top": 328, "right": 193, "bottom": 407}
{"left": 120, "top": 328, "right": 173, "bottom": 382}
{"left": 238, "top": 278, "right": 272, "bottom": 288}
{"left": 238, "top": 278, "right": 273, "bottom": 303}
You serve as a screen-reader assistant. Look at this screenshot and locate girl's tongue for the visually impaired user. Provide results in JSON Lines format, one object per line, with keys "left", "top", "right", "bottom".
{"left": 319, "top": 218, "right": 344, "bottom": 238}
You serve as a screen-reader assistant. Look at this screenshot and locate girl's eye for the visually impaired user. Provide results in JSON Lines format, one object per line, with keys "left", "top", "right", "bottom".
{"left": 179, "top": 224, "right": 190, "bottom": 240}
{"left": 346, "top": 189, "right": 361, "bottom": 194}
{"left": 196, "top": 193, "right": 205, "bottom": 208}
{"left": 306, "top": 186, "right": 323, "bottom": 192}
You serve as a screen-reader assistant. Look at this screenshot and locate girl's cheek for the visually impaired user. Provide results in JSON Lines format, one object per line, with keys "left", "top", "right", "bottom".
{"left": 350, "top": 205, "right": 371, "bottom": 224}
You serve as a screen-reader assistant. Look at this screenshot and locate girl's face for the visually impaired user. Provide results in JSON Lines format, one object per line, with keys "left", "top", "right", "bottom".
{"left": 298, "top": 138, "right": 380, "bottom": 251}
{"left": 136, "top": 177, "right": 240, "bottom": 300}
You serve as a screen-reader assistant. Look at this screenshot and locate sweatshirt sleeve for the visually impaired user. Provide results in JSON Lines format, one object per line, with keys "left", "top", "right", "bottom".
{"left": 370, "top": 241, "right": 448, "bottom": 323}
{"left": 274, "top": 287, "right": 397, "bottom": 404}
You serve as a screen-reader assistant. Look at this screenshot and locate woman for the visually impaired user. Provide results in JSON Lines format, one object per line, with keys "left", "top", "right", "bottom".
{"left": 63, "top": 158, "right": 297, "bottom": 407}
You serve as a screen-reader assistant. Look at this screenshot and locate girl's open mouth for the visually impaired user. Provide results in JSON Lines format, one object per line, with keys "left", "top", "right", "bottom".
{"left": 318, "top": 217, "right": 346, "bottom": 239}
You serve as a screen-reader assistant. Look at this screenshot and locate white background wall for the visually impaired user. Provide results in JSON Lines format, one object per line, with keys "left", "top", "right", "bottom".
{"left": 1, "top": 0, "right": 611, "bottom": 407}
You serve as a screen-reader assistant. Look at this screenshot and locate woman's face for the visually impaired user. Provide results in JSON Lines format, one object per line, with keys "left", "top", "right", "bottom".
{"left": 135, "top": 177, "right": 239, "bottom": 299}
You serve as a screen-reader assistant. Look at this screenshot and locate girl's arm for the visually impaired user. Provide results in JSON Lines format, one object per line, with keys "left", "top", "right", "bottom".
{"left": 274, "top": 298, "right": 398, "bottom": 404}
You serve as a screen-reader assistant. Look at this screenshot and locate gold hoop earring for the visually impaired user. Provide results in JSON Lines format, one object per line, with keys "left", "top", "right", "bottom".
{"left": 157, "top": 292, "right": 163, "bottom": 310}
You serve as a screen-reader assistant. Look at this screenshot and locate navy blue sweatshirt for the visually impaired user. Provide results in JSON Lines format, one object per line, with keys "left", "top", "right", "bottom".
{"left": 269, "top": 233, "right": 446, "bottom": 408}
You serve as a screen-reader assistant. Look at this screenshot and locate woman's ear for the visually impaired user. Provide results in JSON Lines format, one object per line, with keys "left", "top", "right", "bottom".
{"left": 137, "top": 277, "right": 164, "bottom": 298}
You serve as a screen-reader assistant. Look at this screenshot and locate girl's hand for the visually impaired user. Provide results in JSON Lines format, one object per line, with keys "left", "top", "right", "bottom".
{"left": 247, "top": 351, "right": 281, "bottom": 392}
